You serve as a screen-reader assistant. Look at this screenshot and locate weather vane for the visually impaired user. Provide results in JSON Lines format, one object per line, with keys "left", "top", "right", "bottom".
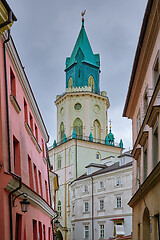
{"left": 81, "top": 10, "right": 86, "bottom": 22}
{"left": 109, "top": 119, "right": 112, "bottom": 129}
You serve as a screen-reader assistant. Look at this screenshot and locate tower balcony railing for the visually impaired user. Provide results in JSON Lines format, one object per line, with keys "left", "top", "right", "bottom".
{"left": 53, "top": 135, "right": 121, "bottom": 149}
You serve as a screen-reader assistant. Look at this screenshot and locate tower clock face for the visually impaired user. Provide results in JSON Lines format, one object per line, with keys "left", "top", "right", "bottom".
{"left": 74, "top": 103, "right": 82, "bottom": 111}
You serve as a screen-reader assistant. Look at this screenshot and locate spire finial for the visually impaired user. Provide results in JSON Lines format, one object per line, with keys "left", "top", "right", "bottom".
{"left": 109, "top": 119, "right": 112, "bottom": 132}
{"left": 81, "top": 10, "right": 86, "bottom": 26}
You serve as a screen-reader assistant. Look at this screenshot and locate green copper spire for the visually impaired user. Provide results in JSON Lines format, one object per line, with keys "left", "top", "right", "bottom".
{"left": 65, "top": 11, "right": 100, "bottom": 94}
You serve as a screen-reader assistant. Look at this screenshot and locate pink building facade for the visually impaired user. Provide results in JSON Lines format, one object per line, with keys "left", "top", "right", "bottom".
{"left": 0, "top": 9, "right": 56, "bottom": 240}
{"left": 123, "top": 0, "right": 160, "bottom": 239}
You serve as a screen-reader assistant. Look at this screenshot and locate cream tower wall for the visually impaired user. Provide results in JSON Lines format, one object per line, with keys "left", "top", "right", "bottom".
{"left": 56, "top": 91, "right": 110, "bottom": 142}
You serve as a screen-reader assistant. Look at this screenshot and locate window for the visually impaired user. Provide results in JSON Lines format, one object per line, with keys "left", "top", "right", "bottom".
{"left": 153, "top": 126, "right": 158, "bottom": 168}
{"left": 15, "top": 213, "right": 22, "bottom": 240}
{"left": 38, "top": 170, "right": 43, "bottom": 197}
{"left": 143, "top": 87, "right": 148, "bottom": 117}
{"left": 43, "top": 224, "right": 46, "bottom": 240}
{"left": 41, "top": 139, "right": 45, "bottom": 158}
{"left": 84, "top": 185, "right": 88, "bottom": 193}
{"left": 99, "top": 181, "right": 104, "bottom": 190}
{"left": 39, "top": 221, "right": 42, "bottom": 240}
{"left": 93, "top": 119, "right": 101, "bottom": 142}
{"left": 24, "top": 98, "right": 28, "bottom": 123}
{"left": 10, "top": 68, "right": 16, "bottom": 97}
{"left": 116, "top": 177, "right": 121, "bottom": 186}
{"left": 45, "top": 180, "right": 49, "bottom": 203}
{"left": 68, "top": 148, "right": 71, "bottom": 165}
{"left": 33, "top": 220, "right": 38, "bottom": 240}
{"left": 100, "top": 224, "right": 104, "bottom": 238}
{"left": 29, "top": 113, "right": 33, "bottom": 132}
{"left": 74, "top": 103, "right": 82, "bottom": 111}
{"left": 153, "top": 52, "right": 159, "bottom": 88}
{"left": 28, "top": 156, "right": 34, "bottom": 189}
{"left": 88, "top": 75, "right": 95, "bottom": 92}
{"left": 137, "top": 158, "right": 140, "bottom": 189}
{"left": 84, "top": 226, "right": 89, "bottom": 239}
{"left": 35, "top": 124, "right": 38, "bottom": 142}
{"left": 72, "top": 205, "right": 75, "bottom": 215}
{"left": 68, "top": 77, "right": 73, "bottom": 88}
{"left": 73, "top": 189, "right": 75, "bottom": 198}
{"left": 99, "top": 199, "right": 104, "bottom": 210}
{"left": 137, "top": 110, "right": 141, "bottom": 134}
{"left": 33, "top": 164, "right": 39, "bottom": 194}
{"left": 96, "top": 152, "right": 101, "bottom": 160}
{"left": 57, "top": 155, "right": 61, "bottom": 169}
{"left": 48, "top": 227, "right": 51, "bottom": 240}
{"left": 60, "top": 122, "right": 64, "bottom": 141}
{"left": 143, "top": 147, "right": 148, "bottom": 180}
{"left": 116, "top": 197, "right": 122, "bottom": 208}
{"left": 58, "top": 200, "right": 61, "bottom": 217}
{"left": 73, "top": 118, "right": 83, "bottom": 139}
{"left": 13, "top": 136, "right": 21, "bottom": 176}
{"left": 84, "top": 202, "right": 89, "bottom": 212}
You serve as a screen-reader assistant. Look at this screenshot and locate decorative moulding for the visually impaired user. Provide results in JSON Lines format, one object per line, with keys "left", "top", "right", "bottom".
{"left": 147, "top": 105, "right": 160, "bottom": 127}
{"left": 10, "top": 95, "right": 21, "bottom": 114}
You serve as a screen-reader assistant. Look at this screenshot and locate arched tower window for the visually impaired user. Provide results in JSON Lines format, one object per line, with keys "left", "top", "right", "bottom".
{"left": 58, "top": 200, "right": 62, "bottom": 217}
{"left": 93, "top": 119, "right": 101, "bottom": 142}
{"left": 60, "top": 122, "right": 64, "bottom": 141}
{"left": 143, "top": 207, "right": 150, "bottom": 240}
{"left": 73, "top": 118, "right": 83, "bottom": 139}
{"left": 68, "top": 77, "right": 73, "bottom": 88}
{"left": 88, "top": 75, "right": 95, "bottom": 92}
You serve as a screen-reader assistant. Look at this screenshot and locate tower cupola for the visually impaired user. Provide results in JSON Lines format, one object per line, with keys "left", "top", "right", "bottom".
{"left": 65, "top": 11, "right": 100, "bottom": 94}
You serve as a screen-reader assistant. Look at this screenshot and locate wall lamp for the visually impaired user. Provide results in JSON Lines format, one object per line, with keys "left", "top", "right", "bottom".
{"left": 54, "top": 219, "right": 60, "bottom": 228}
{"left": 13, "top": 193, "right": 30, "bottom": 213}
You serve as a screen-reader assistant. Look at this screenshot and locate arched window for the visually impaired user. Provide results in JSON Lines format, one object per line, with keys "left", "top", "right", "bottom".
{"left": 73, "top": 118, "right": 83, "bottom": 139}
{"left": 143, "top": 207, "right": 150, "bottom": 240}
{"left": 93, "top": 119, "right": 101, "bottom": 142}
{"left": 57, "top": 155, "right": 61, "bottom": 169}
{"left": 96, "top": 151, "right": 101, "bottom": 160}
{"left": 88, "top": 75, "right": 95, "bottom": 92}
{"left": 60, "top": 122, "right": 64, "bottom": 141}
{"left": 68, "top": 77, "right": 73, "bottom": 88}
{"left": 58, "top": 200, "right": 62, "bottom": 217}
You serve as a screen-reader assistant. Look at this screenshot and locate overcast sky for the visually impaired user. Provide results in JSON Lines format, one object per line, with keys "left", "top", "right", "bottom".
{"left": 7, "top": 0, "right": 148, "bottom": 150}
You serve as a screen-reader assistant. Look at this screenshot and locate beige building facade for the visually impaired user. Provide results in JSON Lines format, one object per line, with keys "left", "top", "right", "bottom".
{"left": 123, "top": 0, "right": 160, "bottom": 239}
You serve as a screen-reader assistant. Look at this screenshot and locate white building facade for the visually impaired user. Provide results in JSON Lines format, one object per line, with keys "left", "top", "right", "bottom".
{"left": 70, "top": 153, "right": 133, "bottom": 240}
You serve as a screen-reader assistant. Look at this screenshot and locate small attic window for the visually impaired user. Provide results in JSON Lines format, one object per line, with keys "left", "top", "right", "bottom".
{"left": 87, "top": 168, "right": 91, "bottom": 175}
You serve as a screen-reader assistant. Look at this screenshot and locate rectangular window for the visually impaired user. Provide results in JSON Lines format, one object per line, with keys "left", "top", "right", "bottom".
{"left": 137, "top": 110, "right": 141, "bottom": 135}
{"left": 33, "top": 164, "right": 39, "bottom": 194}
{"left": 15, "top": 213, "right": 22, "bottom": 240}
{"left": 43, "top": 224, "right": 46, "bottom": 240}
{"left": 153, "top": 127, "right": 158, "bottom": 168}
{"left": 143, "top": 148, "right": 148, "bottom": 180}
{"left": 10, "top": 68, "right": 16, "bottom": 97}
{"left": 84, "top": 226, "right": 89, "bottom": 239}
{"left": 35, "top": 124, "right": 38, "bottom": 142}
{"left": 100, "top": 199, "right": 104, "bottom": 210}
{"left": 84, "top": 202, "right": 89, "bottom": 212}
{"left": 137, "top": 159, "right": 140, "bottom": 189}
{"left": 13, "top": 136, "right": 21, "bottom": 176}
{"left": 116, "top": 197, "right": 122, "bottom": 208}
{"left": 84, "top": 185, "right": 88, "bottom": 193}
{"left": 30, "top": 113, "right": 33, "bottom": 132}
{"left": 48, "top": 227, "right": 51, "bottom": 240}
{"left": 45, "top": 180, "right": 49, "bottom": 203}
{"left": 153, "top": 53, "right": 159, "bottom": 88}
{"left": 24, "top": 98, "right": 28, "bottom": 123}
{"left": 28, "top": 156, "right": 34, "bottom": 189}
{"left": 38, "top": 170, "right": 43, "bottom": 197}
{"left": 33, "top": 220, "right": 37, "bottom": 240}
{"left": 42, "top": 138, "right": 45, "bottom": 157}
{"left": 39, "top": 221, "right": 42, "bottom": 240}
{"left": 100, "top": 224, "right": 104, "bottom": 238}
{"left": 100, "top": 181, "right": 104, "bottom": 189}
{"left": 116, "top": 177, "right": 121, "bottom": 186}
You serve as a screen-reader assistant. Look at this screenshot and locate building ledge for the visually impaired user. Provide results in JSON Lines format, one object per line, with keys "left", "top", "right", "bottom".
{"left": 10, "top": 95, "right": 21, "bottom": 113}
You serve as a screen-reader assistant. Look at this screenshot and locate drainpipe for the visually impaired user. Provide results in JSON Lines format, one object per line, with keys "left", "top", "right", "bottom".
{"left": 3, "top": 30, "right": 22, "bottom": 240}
{"left": 91, "top": 176, "right": 94, "bottom": 240}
